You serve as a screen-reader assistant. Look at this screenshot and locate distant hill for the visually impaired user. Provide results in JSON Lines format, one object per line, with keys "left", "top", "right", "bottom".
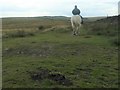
{"left": 36, "top": 16, "right": 70, "bottom": 21}
{"left": 2, "top": 15, "right": 118, "bottom": 24}
{"left": 95, "top": 15, "right": 118, "bottom": 24}
{"left": 83, "top": 16, "right": 106, "bottom": 22}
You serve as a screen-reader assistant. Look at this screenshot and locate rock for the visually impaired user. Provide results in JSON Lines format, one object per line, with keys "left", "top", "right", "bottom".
{"left": 5, "top": 48, "right": 9, "bottom": 51}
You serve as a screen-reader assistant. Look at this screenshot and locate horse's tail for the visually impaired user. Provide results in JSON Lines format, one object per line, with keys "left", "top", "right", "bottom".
{"left": 80, "top": 15, "right": 83, "bottom": 24}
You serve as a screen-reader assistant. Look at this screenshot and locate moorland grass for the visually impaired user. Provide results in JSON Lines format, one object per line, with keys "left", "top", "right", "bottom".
{"left": 2, "top": 16, "right": 118, "bottom": 88}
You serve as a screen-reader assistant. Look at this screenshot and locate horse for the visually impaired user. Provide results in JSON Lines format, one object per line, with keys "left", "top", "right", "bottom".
{"left": 71, "top": 15, "right": 82, "bottom": 35}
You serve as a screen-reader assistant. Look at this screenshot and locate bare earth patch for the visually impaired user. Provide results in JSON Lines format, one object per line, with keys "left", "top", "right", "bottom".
{"left": 29, "top": 68, "right": 73, "bottom": 86}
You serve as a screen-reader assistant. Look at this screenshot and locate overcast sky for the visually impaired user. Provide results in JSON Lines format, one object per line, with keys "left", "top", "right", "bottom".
{"left": 0, "top": 0, "right": 119, "bottom": 17}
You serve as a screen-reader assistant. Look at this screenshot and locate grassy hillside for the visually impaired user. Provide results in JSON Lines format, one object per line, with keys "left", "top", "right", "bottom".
{"left": 2, "top": 16, "right": 119, "bottom": 88}
{"left": 83, "top": 16, "right": 106, "bottom": 22}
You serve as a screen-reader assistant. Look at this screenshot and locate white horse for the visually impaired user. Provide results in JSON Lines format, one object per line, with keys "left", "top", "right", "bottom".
{"left": 71, "top": 15, "right": 82, "bottom": 35}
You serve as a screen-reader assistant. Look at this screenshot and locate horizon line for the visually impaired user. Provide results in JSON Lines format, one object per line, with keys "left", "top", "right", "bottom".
{"left": 0, "top": 14, "right": 118, "bottom": 18}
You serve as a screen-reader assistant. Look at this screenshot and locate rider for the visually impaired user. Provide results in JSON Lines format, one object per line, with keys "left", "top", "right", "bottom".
{"left": 72, "top": 5, "right": 83, "bottom": 24}
{"left": 72, "top": 5, "right": 80, "bottom": 15}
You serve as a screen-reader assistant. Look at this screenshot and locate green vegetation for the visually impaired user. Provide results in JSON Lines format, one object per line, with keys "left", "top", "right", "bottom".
{"left": 2, "top": 16, "right": 118, "bottom": 88}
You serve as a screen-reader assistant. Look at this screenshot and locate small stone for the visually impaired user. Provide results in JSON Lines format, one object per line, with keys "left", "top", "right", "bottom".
{"left": 5, "top": 48, "right": 9, "bottom": 51}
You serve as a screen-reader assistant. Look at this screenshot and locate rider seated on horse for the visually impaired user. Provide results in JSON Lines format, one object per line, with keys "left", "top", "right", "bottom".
{"left": 72, "top": 5, "right": 83, "bottom": 24}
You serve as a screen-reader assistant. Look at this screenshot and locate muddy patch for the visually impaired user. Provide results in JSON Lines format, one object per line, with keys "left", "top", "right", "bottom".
{"left": 30, "top": 69, "right": 50, "bottom": 81}
{"left": 84, "top": 35, "right": 92, "bottom": 38}
{"left": 48, "top": 73, "right": 72, "bottom": 86}
{"left": 29, "top": 68, "right": 72, "bottom": 86}
{"left": 54, "top": 64, "right": 65, "bottom": 67}
{"left": 3, "top": 45, "right": 53, "bottom": 57}
{"left": 73, "top": 65, "right": 93, "bottom": 80}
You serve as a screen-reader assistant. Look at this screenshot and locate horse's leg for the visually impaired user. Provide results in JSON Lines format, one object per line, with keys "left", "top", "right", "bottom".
{"left": 75, "top": 27, "right": 79, "bottom": 35}
{"left": 77, "top": 24, "right": 81, "bottom": 36}
{"left": 73, "top": 27, "right": 77, "bottom": 35}
{"left": 73, "top": 28, "right": 76, "bottom": 35}
{"left": 72, "top": 26, "right": 76, "bottom": 35}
